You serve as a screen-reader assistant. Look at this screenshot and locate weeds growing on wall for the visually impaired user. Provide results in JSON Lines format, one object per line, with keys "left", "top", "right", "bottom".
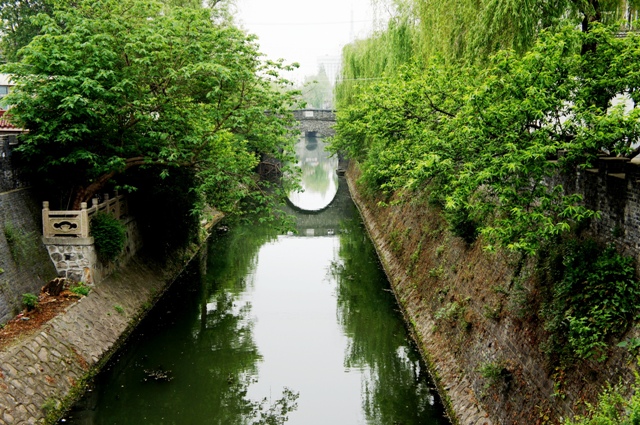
{"left": 540, "top": 239, "right": 640, "bottom": 363}
{"left": 3, "top": 222, "right": 40, "bottom": 267}
{"left": 90, "top": 212, "right": 126, "bottom": 263}
{"left": 69, "top": 281, "right": 90, "bottom": 297}
{"left": 564, "top": 371, "right": 640, "bottom": 424}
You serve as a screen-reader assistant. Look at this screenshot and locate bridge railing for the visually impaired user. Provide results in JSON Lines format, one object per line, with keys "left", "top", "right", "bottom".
{"left": 42, "top": 192, "right": 128, "bottom": 238}
{"left": 293, "top": 109, "right": 336, "bottom": 121}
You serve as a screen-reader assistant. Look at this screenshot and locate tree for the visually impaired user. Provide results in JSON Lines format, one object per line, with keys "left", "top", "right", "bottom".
{"left": 0, "top": 0, "right": 55, "bottom": 62}
{"left": 332, "top": 24, "right": 640, "bottom": 254}
{"left": 4, "top": 0, "right": 300, "bottom": 216}
{"left": 300, "top": 66, "right": 333, "bottom": 109}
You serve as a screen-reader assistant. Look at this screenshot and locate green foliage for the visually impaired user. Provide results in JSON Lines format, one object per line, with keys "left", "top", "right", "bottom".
{"left": 4, "top": 0, "right": 300, "bottom": 221}
{"left": 330, "top": 25, "right": 640, "bottom": 255}
{"left": 617, "top": 337, "right": 640, "bottom": 356}
{"left": 22, "top": 293, "right": 38, "bottom": 311}
{"left": 564, "top": 373, "right": 640, "bottom": 425}
{"left": 541, "top": 240, "right": 640, "bottom": 362}
{"left": 446, "top": 204, "right": 478, "bottom": 244}
{"left": 435, "top": 301, "right": 464, "bottom": 323}
{"left": 338, "top": 0, "right": 638, "bottom": 90}
{"left": 477, "top": 360, "right": 510, "bottom": 389}
{"left": 69, "top": 282, "right": 90, "bottom": 297}
{"left": 483, "top": 303, "right": 502, "bottom": 320}
{"left": 114, "top": 305, "right": 124, "bottom": 314}
{"left": 0, "top": 0, "right": 55, "bottom": 62}
{"left": 90, "top": 212, "right": 126, "bottom": 263}
{"left": 251, "top": 388, "right": 299, "bottom": 425}
{"left": 300, "top": 67, "right": 333, "bottom": 109}
{"left": 428, "top": 265, "right": 444, "bottom": 279}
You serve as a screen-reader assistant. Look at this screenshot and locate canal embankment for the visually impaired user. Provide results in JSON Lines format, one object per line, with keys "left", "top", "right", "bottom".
{"left": 345, "top": 162, "right": 639, "bottom": 425}
{"left": 0, "top": 215, "right": 222, "bottom": 425}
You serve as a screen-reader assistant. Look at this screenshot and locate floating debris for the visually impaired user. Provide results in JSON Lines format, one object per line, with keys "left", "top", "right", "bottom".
{"left": 143, "top": 368, "right": 173, "bottom": 382}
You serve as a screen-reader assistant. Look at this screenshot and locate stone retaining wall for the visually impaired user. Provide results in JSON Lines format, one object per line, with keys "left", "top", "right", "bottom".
{"left": 346, "top": 163, "right": 638, "bottom": 425}
{"left": 346, "top": 168, "right": 492, "bottom": 425}
{"left": 552, "top": 159, "right": 640, "bottom": 261}
{"left": 0, "top": 188, "right": 56, "bottom": 325}
{"left": 0, "top": 238, "right": 214, "bottom": 425}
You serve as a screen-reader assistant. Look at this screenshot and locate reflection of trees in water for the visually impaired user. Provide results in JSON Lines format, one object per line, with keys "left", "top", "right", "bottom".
{"left": 200, "top": 224, "right": 299, "bottom": 425}
{"left": 300, "top": 160, "right": 331, "bottom": 193}
{"left": 330, "top": 217, "right": 448, "bottom": 425}
{"left": 289, "top": 136, "right": 339, "bottom": 210}
{"left": 69, "top": 223, "right": 297, "bottom": 425}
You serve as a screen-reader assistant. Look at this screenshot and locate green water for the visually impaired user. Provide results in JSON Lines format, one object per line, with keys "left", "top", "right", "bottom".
{"left": 60, "top": 138, "right": 450, "bottom": 424}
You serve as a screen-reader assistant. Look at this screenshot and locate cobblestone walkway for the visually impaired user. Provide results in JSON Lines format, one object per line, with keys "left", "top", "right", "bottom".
{"left": 0, "top": 257, "right": 170, "bottom": 425}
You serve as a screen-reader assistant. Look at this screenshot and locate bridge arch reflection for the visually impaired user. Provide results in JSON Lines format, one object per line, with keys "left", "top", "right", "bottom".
{"left": 287, "top": 134, "right": 339, "bottom": 212}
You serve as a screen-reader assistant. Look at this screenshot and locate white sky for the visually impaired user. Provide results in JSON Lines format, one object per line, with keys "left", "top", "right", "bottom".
{"left": 234, "top": 0, "right": 378, "bottom": 84}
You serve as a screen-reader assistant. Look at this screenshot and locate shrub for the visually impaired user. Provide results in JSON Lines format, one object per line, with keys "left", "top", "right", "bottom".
{"left": 22, "top": 293, "right": 38, "bottom": 311}
{"left": 542, "top": 240, "right": 640, "bottom": 362}
{"left": 90, "top": 212, "right": 126, "bottom": 262}
{"left": 478, "top": 361, "right": 510, "bottom": 389}
{"left": 565, "top": 374, "right": 640, "bottom": 424}
{"left": 70, "top": 282, "right": 90, "bottom": 297}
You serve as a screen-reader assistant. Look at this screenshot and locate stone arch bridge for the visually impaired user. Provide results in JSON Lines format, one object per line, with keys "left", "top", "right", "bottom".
{"left": 293, "top": 109, "right": 336, "bottom": 138}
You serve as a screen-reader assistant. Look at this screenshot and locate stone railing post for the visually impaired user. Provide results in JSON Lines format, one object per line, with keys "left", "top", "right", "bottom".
{"left": 80, "top": 202, "right": 89, "bottom": 238}
{"left": 42, "top": 201, "right": 50, "bottom": 238}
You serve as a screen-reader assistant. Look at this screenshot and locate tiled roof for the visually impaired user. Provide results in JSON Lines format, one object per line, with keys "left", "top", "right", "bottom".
{"left": 0, "top": 109, "right": 22, "bottom": 131}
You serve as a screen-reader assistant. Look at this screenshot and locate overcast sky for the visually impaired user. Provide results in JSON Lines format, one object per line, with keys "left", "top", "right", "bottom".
{"left": 234, "top": 0, "right": 378, "bottom": 83}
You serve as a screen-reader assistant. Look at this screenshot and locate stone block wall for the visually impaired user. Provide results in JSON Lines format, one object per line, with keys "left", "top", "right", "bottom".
{"left": 44, "top": 239, "right": 96, "bottom": 283}
{"left": 347, "top": 160, "right": 640, "bottom": 425}
{"left": 44, "top": 216, "right": 142, "bottom": 285}
{"left": 0, "top": 188, "right": 56, "bottom": 325}
{"left": 0, "top": 138, "right": 27, "bottom": 193}
{"left": 552, "top": 159, "right": 640, "bottom": 261}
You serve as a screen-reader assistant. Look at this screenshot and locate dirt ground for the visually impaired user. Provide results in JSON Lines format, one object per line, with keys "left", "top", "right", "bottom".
{"left": 0, "top": 290, "right": 80, "bottom": 350}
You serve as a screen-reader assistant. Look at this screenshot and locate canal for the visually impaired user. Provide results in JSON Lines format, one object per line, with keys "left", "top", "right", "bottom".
{"left": 60, "top": 136, "right": 450, "bottom": 424}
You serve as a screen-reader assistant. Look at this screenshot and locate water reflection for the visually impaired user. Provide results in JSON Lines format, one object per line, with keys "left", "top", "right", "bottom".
{"left": 287, "top": 135, "right": 339, "bottom": 211}
{"left": 61, "top": 182, "right": 449, "bottom": 425}
{"left": 332, "top": 217, "right": 447, "bottom": 424}
{"left": 60, "top": 227, "right": 295, "bottom": 425}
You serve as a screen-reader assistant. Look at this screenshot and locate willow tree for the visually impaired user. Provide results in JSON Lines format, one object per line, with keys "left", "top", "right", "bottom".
{"left": 410, "top": 0, "right": 640, "bottom": 61}
{"left": 332, "top": 24, "right": 640, "bottom": 254}
{"left": 4, "top": 0, "right": 299, "bottom": 215}
{"left": 337, "top": 0, "right": 640, "bottom": 109}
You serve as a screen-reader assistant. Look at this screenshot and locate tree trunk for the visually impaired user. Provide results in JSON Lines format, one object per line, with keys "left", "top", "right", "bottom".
{"left": 580, "top": 0, "right": 601, "bottom": 55}
{"left": 71, "top": 156, "right": 146, "bottom": 209}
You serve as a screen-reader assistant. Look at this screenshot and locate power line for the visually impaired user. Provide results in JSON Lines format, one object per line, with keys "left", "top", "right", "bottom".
{"left": 241, "top": 19, "right": 372, "bottom": 26}
{"left": 337, "top": 77, "right": 389, "bottom": 81}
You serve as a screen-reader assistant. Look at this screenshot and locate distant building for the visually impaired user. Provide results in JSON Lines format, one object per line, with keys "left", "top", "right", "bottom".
{"left": 316, "top": 55, "right": 341, "bottom": 86}
{"left": 0, "top": 74, "right": 25, "bottom": 156}
{"left": 0, "top": 74, "right": 13, "bottom": 108}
